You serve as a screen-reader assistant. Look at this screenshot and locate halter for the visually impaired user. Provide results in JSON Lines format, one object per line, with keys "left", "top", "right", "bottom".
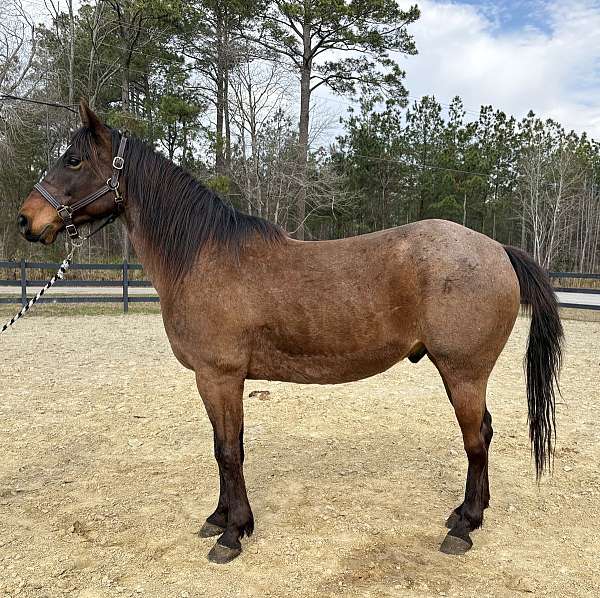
{"left": 34, "top": 134, "right": 128, "bottom": 241}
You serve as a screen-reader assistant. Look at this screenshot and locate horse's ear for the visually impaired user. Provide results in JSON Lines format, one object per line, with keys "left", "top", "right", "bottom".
{"left": 79, "top": 99, "right": 102, "bottom": 132}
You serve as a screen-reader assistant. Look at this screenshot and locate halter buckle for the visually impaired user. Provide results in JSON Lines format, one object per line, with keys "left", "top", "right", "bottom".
{"left": 112, "top": 156, "right": 125, "bottom": 170}
{"left": 57, "top": 205, "right": 73, "bottom": 221}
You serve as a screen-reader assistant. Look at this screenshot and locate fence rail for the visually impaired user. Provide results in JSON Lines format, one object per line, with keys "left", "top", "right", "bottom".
{"left": 548, "top": 272, "right": 600, "bottom": 311}
{"left": 1, "top": 261, "right": 599, "bottom": 312}
{"left": 0, "top": 259, "right": 158, "bottom": 313}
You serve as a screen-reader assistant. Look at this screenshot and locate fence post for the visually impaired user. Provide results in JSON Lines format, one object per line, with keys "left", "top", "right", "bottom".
{"left": 20, "top": 259, "right": 27, "bottom": 307}
{"left": 123, "top": 259, "right": 129, "bottom": 314}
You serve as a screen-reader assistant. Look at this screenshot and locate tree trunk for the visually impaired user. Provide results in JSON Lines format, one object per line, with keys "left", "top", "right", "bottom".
{"left": 223, "top": 21, "right": 231, "bottom": 172}
{"left": 215, "top": 8, "right": 225, "bottom": 176}
{"left": 182, "top": 120, "right": 188, "bottom": 167}
{"left": 224, "top": 71, "right": 231, "bottom": 172}
{"left": 67, "top": 0, "right": 75, "bottom": 107}
{"left": 122, "top": 223, "right": 130, "bottom": 263}
{"left": 87, "top": 2, "right": 103, "bottom": 108}
{"left": 418, "top": 119, "right": 428, "bottom": 220}
{"left": 520, "top": 197, "right": 526, "bottom": 249}
{"left": 121, "top": 66, "right": 130, "bottom": 111}
{"left": 215, "top": 71, "right": 225, "bottom": 174}
{"left": 296, "top": 18, "right": 312, "bottom": 240}
{"left": 143, "top": 75, "right": 154, "bottom": 142}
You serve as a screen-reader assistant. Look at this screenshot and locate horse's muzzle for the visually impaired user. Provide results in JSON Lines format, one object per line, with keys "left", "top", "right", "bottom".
{"left": 17, "top": 213, "right": 55, "bottom": 244}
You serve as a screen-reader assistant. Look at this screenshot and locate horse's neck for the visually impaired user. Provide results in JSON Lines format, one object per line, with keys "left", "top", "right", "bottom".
{"left": 122, "top": 203, "right": 169, "bottom": 298}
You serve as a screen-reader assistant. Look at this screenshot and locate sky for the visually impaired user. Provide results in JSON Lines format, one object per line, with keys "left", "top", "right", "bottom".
{"left": 316, "top": 0, "right": 600, "bottom": 139}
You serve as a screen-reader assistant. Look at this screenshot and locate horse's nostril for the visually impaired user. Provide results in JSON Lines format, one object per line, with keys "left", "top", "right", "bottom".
{"left": 17, "top": 214, "right": 29, "bottom": 233}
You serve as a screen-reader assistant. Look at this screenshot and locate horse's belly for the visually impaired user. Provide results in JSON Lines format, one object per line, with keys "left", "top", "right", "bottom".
{"left": 247, "top": 340, "right": 411, "bottom": 384}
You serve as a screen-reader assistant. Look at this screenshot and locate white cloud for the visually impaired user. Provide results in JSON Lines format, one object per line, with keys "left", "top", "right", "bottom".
{"left": 393, "top": 0, "right": 600, "bottom": 137}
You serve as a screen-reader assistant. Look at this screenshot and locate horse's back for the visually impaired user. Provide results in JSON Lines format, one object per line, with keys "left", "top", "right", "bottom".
{"left": 282, "top": 218, "right": 518, "bottom": 309}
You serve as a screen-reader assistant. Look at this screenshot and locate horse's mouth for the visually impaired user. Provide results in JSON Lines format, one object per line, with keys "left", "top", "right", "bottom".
{"left": 23, "top": 223, "right": 58, "bottom": 245}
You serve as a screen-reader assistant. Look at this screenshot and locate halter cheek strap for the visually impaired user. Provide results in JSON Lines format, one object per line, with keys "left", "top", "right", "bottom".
{"left": 34, "top": 134, "right": 128, "bottom": 240}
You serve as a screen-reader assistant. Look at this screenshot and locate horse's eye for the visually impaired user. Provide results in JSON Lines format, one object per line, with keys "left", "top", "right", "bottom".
{"left": 66, "top": 156, "right": 81, "bottom": 168}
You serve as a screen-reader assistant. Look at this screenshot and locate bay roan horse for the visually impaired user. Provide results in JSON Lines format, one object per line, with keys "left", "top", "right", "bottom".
{"left": 18, "top": 103, "right": 563, "bottom": 563}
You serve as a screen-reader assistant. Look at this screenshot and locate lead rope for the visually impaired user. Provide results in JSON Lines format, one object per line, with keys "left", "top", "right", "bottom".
{"left": 1, "top": 247, "right": 74, "bottom": 334}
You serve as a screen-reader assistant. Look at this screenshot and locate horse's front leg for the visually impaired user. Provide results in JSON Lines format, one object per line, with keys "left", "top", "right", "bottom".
{"left": 195, "top": 372, "right": 253, "bottom": 564}
{"left": 197, "top": 441, "right": 228, "bottom": 537}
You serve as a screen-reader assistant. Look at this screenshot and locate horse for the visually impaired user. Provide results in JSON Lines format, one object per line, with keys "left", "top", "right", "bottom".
{"left": 17, "top": 101, "right": 563, "bottom": 564}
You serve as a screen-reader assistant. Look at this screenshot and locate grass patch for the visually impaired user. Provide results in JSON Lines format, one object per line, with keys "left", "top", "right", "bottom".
{"left": 558, "top": 307, "right": 600, "bottom": 322}
{"left": 0, "top": 302, "right": 161, "bottom": 318}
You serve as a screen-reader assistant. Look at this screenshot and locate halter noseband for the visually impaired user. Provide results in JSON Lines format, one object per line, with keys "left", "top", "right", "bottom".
{"left": 34, "top": 134, "right": 128, "bottom": 240}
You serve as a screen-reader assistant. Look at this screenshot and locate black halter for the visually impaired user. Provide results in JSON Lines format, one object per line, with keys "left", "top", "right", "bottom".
{"left": 34, "top": 134, "right": 128, "bottom": 240}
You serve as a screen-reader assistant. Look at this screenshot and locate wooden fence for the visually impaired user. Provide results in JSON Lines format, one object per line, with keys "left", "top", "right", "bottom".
{"left": 0, "top": 261, "right": 599, "bottom": 312}
{"left": 0, "top": 260, "right": 158, "bottom": 313}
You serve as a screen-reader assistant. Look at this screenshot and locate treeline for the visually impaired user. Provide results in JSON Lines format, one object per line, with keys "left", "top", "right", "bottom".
{"left": 331, "top": 94, "right": 600, "bottom": 271}
{"left": 0, "top": 0, "right": 598, "bottom": 272}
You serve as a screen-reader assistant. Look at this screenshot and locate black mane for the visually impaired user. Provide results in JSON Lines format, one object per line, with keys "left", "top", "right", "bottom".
{"left": 71, "top": 127, "right": 285, "bottom": 282}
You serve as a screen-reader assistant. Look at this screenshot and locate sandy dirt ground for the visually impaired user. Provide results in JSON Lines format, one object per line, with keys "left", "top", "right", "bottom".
{"left": 0, "top": 314, "right": 599, "bottom": 598}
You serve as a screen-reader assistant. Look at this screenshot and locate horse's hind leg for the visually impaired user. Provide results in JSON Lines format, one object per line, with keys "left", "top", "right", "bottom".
{"left": 435, "top": 371, "right": 491, "bottom": 554}
{"left": 445, "top": 408, "right": 493, "bottom": 529}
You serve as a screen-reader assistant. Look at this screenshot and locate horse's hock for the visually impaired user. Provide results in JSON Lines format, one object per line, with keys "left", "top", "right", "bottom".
{"left": 0, "top": 314, "right": 598, "bottom": 597}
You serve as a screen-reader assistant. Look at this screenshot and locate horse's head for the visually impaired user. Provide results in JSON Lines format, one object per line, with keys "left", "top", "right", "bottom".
{"left": 18, "top": 101, "right": 120, "bottom": 245}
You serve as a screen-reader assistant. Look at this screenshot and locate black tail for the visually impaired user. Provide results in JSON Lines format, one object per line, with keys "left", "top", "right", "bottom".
{"left": 504, "top": 246, "right": 564, "bottom": 478}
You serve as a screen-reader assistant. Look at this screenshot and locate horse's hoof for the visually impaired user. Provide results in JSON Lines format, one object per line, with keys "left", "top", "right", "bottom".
{"left": 207, "top": 542, "right": 242, "bottom": 564}
{"left": 445, "top": 512, "right": 461, "bottom": 529}
{"left": 439, "top": 532, "right": 473, "bottom": 555}
{"left": 198, "top": 522, "right": 226, "bottom": 538}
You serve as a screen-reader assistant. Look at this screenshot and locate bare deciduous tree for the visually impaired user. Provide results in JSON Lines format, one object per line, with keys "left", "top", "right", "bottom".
{"left": 0, "top": 0, "right": 37, "bottom": 95}
{"left": 518, "top": 124, "right": 582, "bottom": 269}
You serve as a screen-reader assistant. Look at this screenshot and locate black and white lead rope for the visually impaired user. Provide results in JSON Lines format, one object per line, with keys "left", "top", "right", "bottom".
{"left": 1, "top": 248, "right": 74, "bottom": 334}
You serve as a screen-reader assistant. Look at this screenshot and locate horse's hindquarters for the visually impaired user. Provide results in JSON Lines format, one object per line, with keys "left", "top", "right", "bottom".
{"left": 416, "top": 224, "right": 521, "bottom": 380}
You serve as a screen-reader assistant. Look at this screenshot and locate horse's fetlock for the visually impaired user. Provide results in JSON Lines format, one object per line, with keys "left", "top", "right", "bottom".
{"left": 207, "top": 510, "right": 228, "bottom": 529}
{"left": 464, "top": 509, "right": 484, "bottom": 531}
